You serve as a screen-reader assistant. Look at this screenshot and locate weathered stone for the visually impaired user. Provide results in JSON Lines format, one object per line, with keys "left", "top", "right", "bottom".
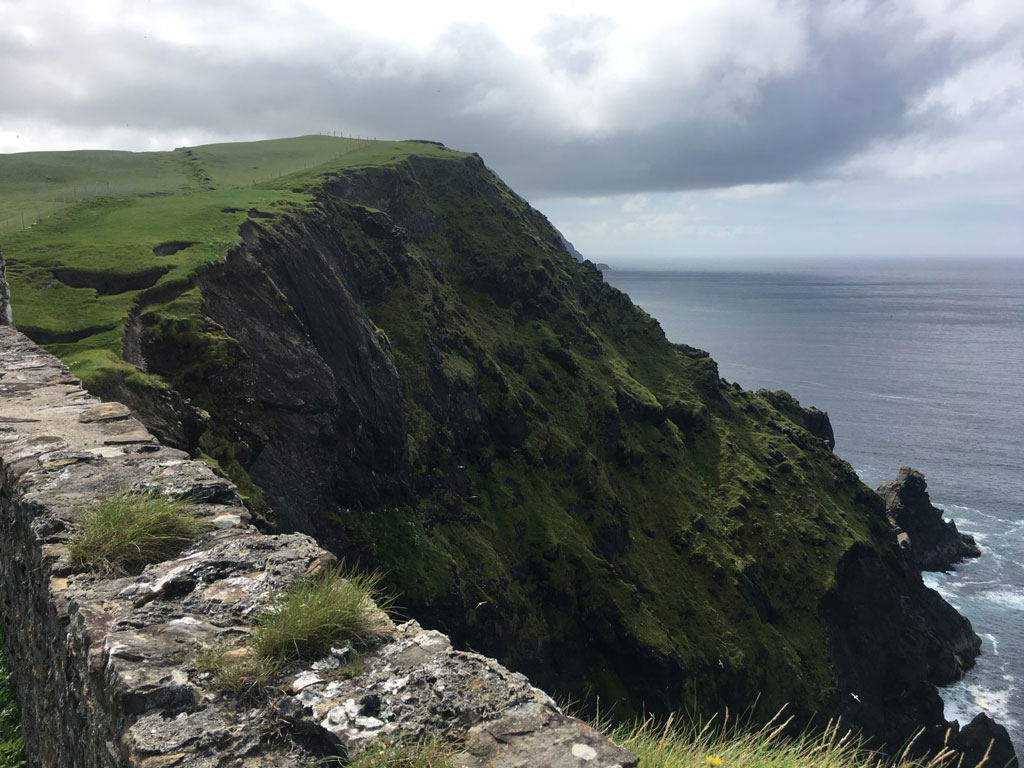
{"left": 877, "top": 467, "right": 981, "bottom": 571}
{"left": 0, "top": 325, "right": 636, "bottom": 767}
{"left": 79, "top": 402, "right": 132, "bottom": 423}
{"left": 0, "top": 247, "right": 10, "bottom": 325}
{"left": 455, "top": 701, "right": 639, "bottom": 768}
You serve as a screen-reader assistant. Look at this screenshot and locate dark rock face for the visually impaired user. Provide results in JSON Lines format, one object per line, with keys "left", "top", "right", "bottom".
{"left": 955, "top": 713, "right": 1020, "bottom": 768}
{"left": 821, "top": 542, "right": 981, "bottom": 756}
{"left": 195, "top": 217, "right": 410, "bottom": 534}
{"left": 877, "top": 468, "right": 981, "bottom": 571}
{"left": 757, "top": 389, "right": 835, "bottom": 450}
{"left": 123, "top": 213, "right": 411, "bottom": 536}
{"left": 555, "top": 229, "right": 585, "bottom": 262}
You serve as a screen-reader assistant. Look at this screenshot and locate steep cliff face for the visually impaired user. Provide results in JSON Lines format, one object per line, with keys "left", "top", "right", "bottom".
{"left": 822, "top": 543, "right": 978, "bottom": 751}
{"left": 110, "top": 152, "right": 980, "bottom": 744}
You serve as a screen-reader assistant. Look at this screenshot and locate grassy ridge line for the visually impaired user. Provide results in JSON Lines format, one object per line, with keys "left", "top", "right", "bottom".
{"left": 0, "top": 134, "right": 357, "bottom": 220}
{"left": 0, "top": 148, "right": 192, "bottom": 225}
{"left": 0, "top": 135, "right": 463, "bottom": 393}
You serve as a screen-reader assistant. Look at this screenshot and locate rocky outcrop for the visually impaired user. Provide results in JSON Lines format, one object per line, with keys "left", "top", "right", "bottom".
{"left": 823, "top": 542, "right": 1016, "bottom": 765}
{"left": 822, "top": 542, "right": 979, "bottom": 754}
{"left": 758, "top": 389, "right": 835, "bottom": 450}
{"left": 877, "top": 468, "right": 981, "bottom": 571}
{"left": 953, "top": 713, "right": 1020, "bottom": 768}
{"left": 0, "top": 325, "right": 636, "bottom": 767}
{"left": 0, "top": 247, "right": 11, "bottom": 325}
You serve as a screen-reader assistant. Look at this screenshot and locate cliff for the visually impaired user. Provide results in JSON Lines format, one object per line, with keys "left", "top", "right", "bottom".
{"left": 877, "top": 467, "right": 981, "bottom": 571}
{"left": 0, "top": 137, "right": 1017, "bottom": 763}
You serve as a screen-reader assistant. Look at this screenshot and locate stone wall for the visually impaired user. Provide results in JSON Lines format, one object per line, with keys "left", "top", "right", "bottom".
{"left": 0, "top": 324, "right": 635, "bottom": 767}
{"left": 0, "top": 247, "right": 11, "bottom": 324}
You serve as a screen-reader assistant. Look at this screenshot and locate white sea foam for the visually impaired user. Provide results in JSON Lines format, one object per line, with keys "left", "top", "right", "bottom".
{"left": 865, "top": 392, "right": 925, "bottom": 402}
{"left": 941, "top": 503, "right": 984, "bottom": 515}
{"left": 984, "top": 633, "right": 1000, "bottom": 655}
{"left": 981, "top": 589, "right": 1024, "bottom": 611}
{"left": 923, "top": 579, "right": 962, "bottom": 608}
{"left": 942, "top": 679, "right": 1018, "bottom": 730}
{"left": 941, "top": 503, "right": 1018, "bottom": 526}
{"left": 966, "top": 685, "right": 1015, "bottom": 726}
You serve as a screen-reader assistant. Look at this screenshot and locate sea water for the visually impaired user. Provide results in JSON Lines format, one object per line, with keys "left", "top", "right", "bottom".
{"left": 605, "top": 256, "right": 1024, "bottom": 753}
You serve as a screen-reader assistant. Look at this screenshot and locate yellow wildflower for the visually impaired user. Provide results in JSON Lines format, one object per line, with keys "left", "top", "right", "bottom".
{"left": 706, "top": 756, "right": 723, "bottom": 766}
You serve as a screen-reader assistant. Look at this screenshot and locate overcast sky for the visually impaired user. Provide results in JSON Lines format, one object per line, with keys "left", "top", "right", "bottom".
{"left": 1, "top": 0, "right": 1021, "bottom": 261}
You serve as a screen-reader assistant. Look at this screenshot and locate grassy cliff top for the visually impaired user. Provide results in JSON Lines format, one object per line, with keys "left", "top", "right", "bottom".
{"left": 0, "top": 135, "right": 466, "bottom": 387}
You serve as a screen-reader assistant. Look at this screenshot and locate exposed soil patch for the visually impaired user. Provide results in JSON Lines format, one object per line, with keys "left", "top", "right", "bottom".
{"left": 152, "top": 241, "right": 196, "bottom": 257}
{"left": 134, "top": 276, "right": 192, "bottom": 310}
{"left": 247, "top": 208, "right": 274, "bottom": 219}
{"left": 27, "top": 323, "right": 118, "bottom": 345}
{"left": 51, "top": 266, "right": 169, "bottom": 295}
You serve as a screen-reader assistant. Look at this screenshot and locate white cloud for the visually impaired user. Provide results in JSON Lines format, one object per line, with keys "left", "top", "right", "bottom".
{"left": 912, "top": 47, "right": 1024, "bottom": 121}
{"left": 714, "top": 183, "right": 791, "bottom": 200}
{"left": 0, "top": 0, "right": 1021, "bottom": 257}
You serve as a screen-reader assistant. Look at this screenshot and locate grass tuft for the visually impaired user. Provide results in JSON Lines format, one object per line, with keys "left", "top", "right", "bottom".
{"left": 68, "top": 489, "right": 206, "bottom": 574}
{"left": 606, "top": 708, "right": 970, "bottom": 768}
{"left": 195, "top": 645, "right": 275, "bottom": 697}
{"left": 320, "top": 739, "right": 452, "bottom": 767}
{"left": 251, "top": 565, "right": 391, "bottom": 668}
{"left": 199, "top": 564, "right": 390, "bottom": 695}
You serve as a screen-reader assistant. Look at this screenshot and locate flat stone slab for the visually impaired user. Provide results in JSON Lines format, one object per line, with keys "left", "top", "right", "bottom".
{"left": 79, "top": 402, "right": 132, "bottom": 423}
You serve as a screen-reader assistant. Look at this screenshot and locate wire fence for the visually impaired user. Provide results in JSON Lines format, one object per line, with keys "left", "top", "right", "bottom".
{"left": 0, "top": 182, "right": 118, "bottom": 233}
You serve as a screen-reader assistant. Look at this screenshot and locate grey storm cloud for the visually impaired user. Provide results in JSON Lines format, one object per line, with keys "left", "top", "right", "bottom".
{"left": 0, "top": 1, "right": 1012, "bottom": 197}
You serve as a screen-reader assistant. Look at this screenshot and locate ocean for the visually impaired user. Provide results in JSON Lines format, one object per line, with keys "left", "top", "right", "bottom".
{"left": 605, "top": 256, "right": 1024, "bottom": 753}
